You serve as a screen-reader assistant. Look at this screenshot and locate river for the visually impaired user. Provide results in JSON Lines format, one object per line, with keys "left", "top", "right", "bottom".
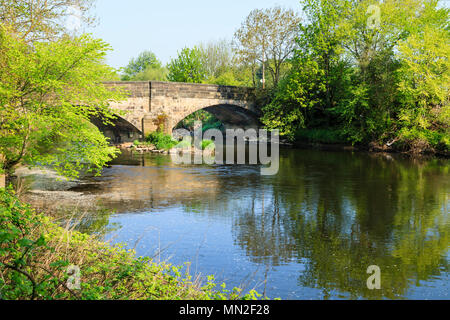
{"left": 21, "top": 148, "right": 449, "bottom": 300}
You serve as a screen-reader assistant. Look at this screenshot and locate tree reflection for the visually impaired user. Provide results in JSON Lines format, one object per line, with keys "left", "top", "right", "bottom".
{"left": 231, "top": 150, "right": 449, "bottom": 299}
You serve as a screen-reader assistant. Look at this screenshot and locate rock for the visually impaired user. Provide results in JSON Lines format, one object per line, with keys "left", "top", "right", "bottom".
{"left": 120, "top": 142, "right": 134, "bottom": 149}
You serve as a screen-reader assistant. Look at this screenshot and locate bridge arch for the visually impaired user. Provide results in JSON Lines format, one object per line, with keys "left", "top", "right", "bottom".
{"left": 103, "top": 81, "right": 260, "bottom": 137}
{"left": 91, "top": 114, "right": 142, "bottom": 144}
{"left": 171, "top": 103, "right": 261, "bottom": 132}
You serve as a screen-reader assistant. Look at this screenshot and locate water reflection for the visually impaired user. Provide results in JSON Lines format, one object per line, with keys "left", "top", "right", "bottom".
{"left": 232, "top": 150, "right": 449, "bottom": 299}
{"left": 23, "top": 148, "right": 450, "bottom": 299}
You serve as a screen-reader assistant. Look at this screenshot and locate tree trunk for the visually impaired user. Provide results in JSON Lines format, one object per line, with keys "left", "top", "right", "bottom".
{"left": 0, "top": 153, "right": 5, "bottom": 188}
{"left": 262, "top": 60, "right": 266, "bottom": 89}
{"left": 262, "top": 51, "right": 266, "bottom": 89}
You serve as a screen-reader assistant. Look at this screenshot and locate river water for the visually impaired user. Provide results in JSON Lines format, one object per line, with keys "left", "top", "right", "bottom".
{"left": 23, "top": 148, "right": 449, "bottom": 300}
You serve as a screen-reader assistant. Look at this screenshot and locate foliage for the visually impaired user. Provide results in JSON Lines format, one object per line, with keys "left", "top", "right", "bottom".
{"left": 201, "top": 140, "right": 215, "bottom": 151}
{"left": 0, "top": 26, "right": 125, "bottom": 179}
{"left": 198, "top": 40, "right": 233, "bottom": 80}
{"left": 151, "top": 113, "right": 169, "bottom": 133}
{"left": 295, "top": 128, "right": 346, "bottom": 144}
{"left": 202, "top": 121, "right": 224, "bottom": 133}
{"left": 0, "top": 0, "right": 96, "bottom": 43}
{"left": 234, "top": 6, "right": 301, "bottom": 88}
{"left": 175, "top": 110, "right": 223, "bottom": 132}
{"left": 146, "top": 132, "right": 178, "bottom": 151}
{"left": 130, "top": 66, "right": 168, "bottom": 81}
{"left": 395, "top": 23, "right": 450, "bottom": 153}
{"left": 174, "top": 140, "right": 192, "bottom": 149}
{"left": 0, "top": 188, "right": 262, "bottom": 300}
{"left": 261, "top": 0, "right": 449, "bottom": 153}
{"left": 121, "top": 51, "right": 163, "bottom": 81}
{"left": 209, "top": 70, "right": 242, "bottom": 86}
{"left": 167, "top": 47, "right": 207, "bottom": 83}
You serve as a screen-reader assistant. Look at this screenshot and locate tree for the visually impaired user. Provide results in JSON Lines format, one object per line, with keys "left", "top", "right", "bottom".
{"left": 0, "top": 0, "right": 96, "bottom": 43}
{"left": 0, "top": 26, "right": 126, "bottom": 180}
{"left": 261, "top": 0, "right": 449, "bottom": 153}
{"left": 332, "top": 0, "right": 449, "bottom": 148}
{"left": 198, "top": 39, "right": 233, "bottom": 79}
{"left": 167, "top": 47, "right": 206, "bottom": 83}
{"left": 234, "top": 6, "right": 301, "bottom": 88}
{"left": 262, "top": 0, "right": 348, "bottom": 139}
{"left": 121, "top": 51, "right": 162, "bottom": 81}
{"left": 396, "top": 24, "right": 450, "bottom": 152}
{"left": 130, "top": 66, "right": 168, "bottom": 81}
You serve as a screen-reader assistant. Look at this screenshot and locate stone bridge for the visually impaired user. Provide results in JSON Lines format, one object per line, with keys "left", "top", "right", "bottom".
{"left": 95, "top": 81, "right": 261, "bottom": 143}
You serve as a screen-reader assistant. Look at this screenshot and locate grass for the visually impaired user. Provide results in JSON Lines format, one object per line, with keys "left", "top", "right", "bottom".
{"left": 0, "top": 187, "right": 262, "bottom": 300}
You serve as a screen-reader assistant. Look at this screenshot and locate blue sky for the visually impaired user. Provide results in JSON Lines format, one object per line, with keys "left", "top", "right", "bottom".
{"left": 86, "top": 0, "right": 302, "bottom": 70}
{"left": 86, "top": 0, "right": 450, "bottom": 70}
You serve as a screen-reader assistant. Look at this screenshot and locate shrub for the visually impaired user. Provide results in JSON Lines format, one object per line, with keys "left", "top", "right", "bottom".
{"left": 201, "top": 140, "right": 216, "bottom": 151}
{"left": 175, "top": 140, "right": 192, "bottom": 149}
{"left": 146, "top": 132, "right": 178, "bottom": 151}
{"left": 0, "top": 188, "right": 262, "bottom": 300}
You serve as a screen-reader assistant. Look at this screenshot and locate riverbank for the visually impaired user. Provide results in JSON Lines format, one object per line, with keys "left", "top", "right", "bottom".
{"left": 293, "top": 140, "right": 450, "bottom": 158}
{"left": 0, "top": 188, "right": 261, "bottom": 300}
{"left": 293, "top": 127, "right": 449, "bottom": 158}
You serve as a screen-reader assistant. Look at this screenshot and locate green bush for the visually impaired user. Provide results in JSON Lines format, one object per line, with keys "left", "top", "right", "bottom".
{"left": 146, "top": 132, "right": 178, "bottom": 151}
{"left": 175, "top": 140, "right": 192, "bottom": 149}
{"left": 0, "top": 188, "right": 263, "bottom": 300}
{"left": 201, "top": 140, "right": 216, "bottom": 151}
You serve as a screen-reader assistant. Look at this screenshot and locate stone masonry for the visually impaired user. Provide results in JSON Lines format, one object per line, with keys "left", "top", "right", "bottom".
{"left": 102, "top": 81, "right": 260, "bottom": 137}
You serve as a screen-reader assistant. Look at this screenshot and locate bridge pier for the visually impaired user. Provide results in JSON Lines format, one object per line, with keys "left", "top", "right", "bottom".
{"left": 142, "top": 115, "right": 175, "bottom": 136}
{"left": 142, "top": 116, "right": 158, "bottom": 137}
{"left": 102, "top": 81, "right": 261, "bottom": 139}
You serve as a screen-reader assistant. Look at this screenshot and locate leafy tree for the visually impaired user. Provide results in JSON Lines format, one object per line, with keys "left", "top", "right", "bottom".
{"left": 333, "top": 0, "right": 449, "bottom": 148}
{"left": 0, "top": 0, "right": 96, "bottom": 43}
{"left": 0, "top": 26, "right": 126, "bottom": 180}
{"left": 198, "top": 40, "right": 233, "bottom": 80}
{"left": 121, "top": 51, "right": 162, "bottom": 81}
{"left": 175, "top": 110, "right": 222, "bottom": 132}
{"left": 262, "top": 0, "right": 348, "bottom": 139}
{"left": 197, "top": 40, "right": 256, "bottom": 87}
{"left": 234, "top": 6, "right": 301, "bottom": 88}
{"left": 167, "top": 47, "right": 206, "bottom": 83}
{"left": 210, "top": 70, "right": 242, "bottom": 86}
{"left": 130, "top": 66, "right": 168, "bottom": 81}
{"left": 396, "top": 24, "right": 450, "bottom": 151}
{"left": 262, "top": 0, "right": 449, "bottom": 153}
